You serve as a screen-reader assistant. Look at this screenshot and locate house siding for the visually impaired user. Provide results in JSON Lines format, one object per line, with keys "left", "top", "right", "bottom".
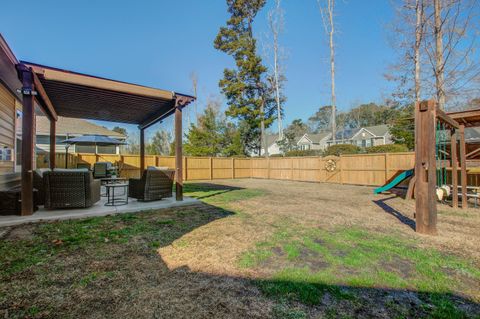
{"left": 0, "top": 83, "right": 16, "bottom": 174}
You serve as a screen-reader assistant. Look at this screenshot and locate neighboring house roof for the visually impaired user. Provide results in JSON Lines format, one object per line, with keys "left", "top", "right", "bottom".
{"left": 265, "top": 134, "right": 280, "bottom": 147}
{"left": 465, "top": 127, "right": 480, "bottom": 141}
{"left": 302, "top": 132, "right": 331, "bottom": 143}
{"left": 36, "top": 116, "right": 126, "bottom": 138}
{"left": 331, "top": 124, "right": 390, "bottom": 141}
{"left": 364, "top": 124, "right": 389, "bottom": 137}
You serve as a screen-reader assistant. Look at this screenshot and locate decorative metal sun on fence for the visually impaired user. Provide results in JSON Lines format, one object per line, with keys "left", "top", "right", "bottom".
{"left": 325, "top": 159, "right": 337, "bottom": 172}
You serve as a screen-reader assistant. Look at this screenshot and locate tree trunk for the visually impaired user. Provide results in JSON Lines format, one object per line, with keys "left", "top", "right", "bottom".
{"left": 414, "top": 0, "right": 424, "bottom": 103}
{"left": 326, "top": 0, "right": 336, "bottom": 142}
{"left": 434, "top": 0, "right": 445, "bottom": 110}
{"left": 261, "top": 98, "right": 268, "bottom": 157}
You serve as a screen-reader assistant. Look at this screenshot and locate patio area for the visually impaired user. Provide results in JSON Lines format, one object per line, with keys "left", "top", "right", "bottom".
{"left": 0, "top": 187, "right": 199, "bottom": 227}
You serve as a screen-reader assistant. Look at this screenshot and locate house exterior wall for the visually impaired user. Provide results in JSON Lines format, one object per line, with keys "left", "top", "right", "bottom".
{"left": 0, "top": 83, "right": 16, "bottom": 174}
{"left": 36, "top": 134, "right": 121, "bottom": 155}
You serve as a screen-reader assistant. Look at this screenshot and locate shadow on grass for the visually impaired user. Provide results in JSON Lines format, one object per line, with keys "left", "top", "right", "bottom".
{"left": 373, "top": 196, "right": 416, "bottom": 230}
{"left": 1, "top": 183, "right": 478, "bottom": 318}
{"left": 183, "top": 182, "right": 245, "bottom": 200}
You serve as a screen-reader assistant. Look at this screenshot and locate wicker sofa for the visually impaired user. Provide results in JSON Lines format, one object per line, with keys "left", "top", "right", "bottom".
{"left": 43, "top": 169, "right": 101, "bottom": 209}
{"left": 33, "top": 168, "right": 51, "bottom": 206}
{"left": 128, "top": 168, "right": 175, "bottom": 201}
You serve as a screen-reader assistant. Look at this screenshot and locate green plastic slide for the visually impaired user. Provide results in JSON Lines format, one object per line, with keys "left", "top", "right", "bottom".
{"left": 374, "top": 169, "right": 414, "bottom": 194}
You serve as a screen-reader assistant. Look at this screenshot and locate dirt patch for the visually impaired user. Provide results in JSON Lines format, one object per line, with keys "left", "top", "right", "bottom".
{"left": 5, "top": 225, "right": 35, "bottom": 240}
{"left": 380, "top": 258, "right": 415, "bottom": 279}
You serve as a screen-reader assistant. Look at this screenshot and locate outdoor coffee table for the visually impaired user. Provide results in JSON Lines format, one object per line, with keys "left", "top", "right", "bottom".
{"left": 105, "top": 182, "right": 129, "bottom": 206}
{"left": 100, "top": 177, "right": 127, "bottom": 197}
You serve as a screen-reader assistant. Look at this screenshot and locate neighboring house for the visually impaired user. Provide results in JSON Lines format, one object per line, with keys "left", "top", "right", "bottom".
{"left": 297, "top": 132, "right": 331, "bottom": 151}
{"left": 260, "top": 134, "right": 282, "bottom": 156}
{"left": 35, "top": 116, "right": 126, "bottom": 154}
{"left": 326, "top": 124, "right": 392, "bottom": 148}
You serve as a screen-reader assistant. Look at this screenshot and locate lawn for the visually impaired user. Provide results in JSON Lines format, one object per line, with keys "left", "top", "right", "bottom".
{"left": 1, "top": 179, "right": 479, "bottom": 318}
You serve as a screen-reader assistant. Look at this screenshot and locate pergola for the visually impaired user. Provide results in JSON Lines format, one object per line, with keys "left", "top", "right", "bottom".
{"left": 16, "top": 62, "right": 194, "bottom": 216}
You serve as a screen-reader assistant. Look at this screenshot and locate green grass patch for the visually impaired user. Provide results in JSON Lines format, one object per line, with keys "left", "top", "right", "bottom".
{"left": 240, "top": 225, "right": 480, "bottom": 311}
{"left": 184, "top": 182, "right": 265, "bottom": 206}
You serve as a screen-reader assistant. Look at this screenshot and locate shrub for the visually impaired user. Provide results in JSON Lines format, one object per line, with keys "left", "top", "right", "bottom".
{"left": 365, "top": 144, "right": 409, "bottom": 153}
{"left": 284, "top": 149, "right": 322, "bottom": 157}
{"left": 324, "top": 144, "right": 361, "bottom": 156}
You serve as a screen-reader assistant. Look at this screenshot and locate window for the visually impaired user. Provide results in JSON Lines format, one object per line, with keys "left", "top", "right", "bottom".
{"left": 15, "top": 110, "right": 22, "bottom": 171}
{"left": 362, "top": 139, "right": 367, "bottom": 147}
{"left": 75, "top": 145, "right": 96, "bottom": 154}
{"left": 97, "top": 145, "right": 116, "bottom": 154}
{"left": 0, "top": 147, "right": 12, "bottom": 161}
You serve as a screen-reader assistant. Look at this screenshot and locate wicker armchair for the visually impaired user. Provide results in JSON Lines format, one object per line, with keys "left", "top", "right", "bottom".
{"left": 128, "top": 169, "right": 175, "bottom": 201}
{"left": 33, "top": 168, "right": 51, "bottom": 205}
{"left": 43, "top": 169, "right": 101, "bottom": 209}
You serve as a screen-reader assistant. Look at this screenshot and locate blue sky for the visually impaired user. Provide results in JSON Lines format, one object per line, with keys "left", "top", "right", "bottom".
{"left": 1, "top": 0, "right": 396, "bottom": 138}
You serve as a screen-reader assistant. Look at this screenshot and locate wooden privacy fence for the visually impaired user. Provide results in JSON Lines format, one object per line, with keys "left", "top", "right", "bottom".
{"left": 36, "top": 152, "right": 422, "bottom": 186}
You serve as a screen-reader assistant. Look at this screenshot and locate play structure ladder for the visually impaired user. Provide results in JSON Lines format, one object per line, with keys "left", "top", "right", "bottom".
{"left": 374, "top": 169, "right": 414, "bottom": 194}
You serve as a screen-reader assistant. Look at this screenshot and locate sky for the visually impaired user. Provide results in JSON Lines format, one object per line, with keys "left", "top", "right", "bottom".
{"left": 0, "top": 0, "right": 397, "bottom": 139}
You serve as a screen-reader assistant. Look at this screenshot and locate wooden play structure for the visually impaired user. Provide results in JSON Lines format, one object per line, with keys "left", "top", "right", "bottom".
{"left": 413, "top": 100, "right": 480, "bottom": 235}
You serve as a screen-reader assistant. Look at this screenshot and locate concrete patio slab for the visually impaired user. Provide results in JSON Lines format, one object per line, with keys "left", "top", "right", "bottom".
{"left": 0, "top": 191, "right": 199, "bottom": 227}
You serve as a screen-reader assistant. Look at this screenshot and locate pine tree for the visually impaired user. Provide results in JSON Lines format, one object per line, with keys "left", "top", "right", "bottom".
{"left": 214, "top": 0, "right": 275, "bottom": 156}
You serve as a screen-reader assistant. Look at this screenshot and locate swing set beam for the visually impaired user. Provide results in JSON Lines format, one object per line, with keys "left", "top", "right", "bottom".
{"left": 414, "top": 100, "right": 466, "bottom": 235}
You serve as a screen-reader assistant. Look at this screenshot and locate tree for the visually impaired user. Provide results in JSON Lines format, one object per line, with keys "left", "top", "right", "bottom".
{"left": 389, "top": 103, "right": 415, "bottom": 150}
{"left": 146, "top": 130, "right": 172, "bottom": 155}
{"left": 318, "top": 0, "right": 337, "bottom": 142}
{"left": 308, "top": 105, "right": 332, "bottom": 133}
{"left": 190, "top": 72, "right": 199, "bottom": 123}
{"left": 214, "top": 0, "right": 276, "bottom": 156}
{"left": 277, "top": 119, "right": 309, "bottom": 153}
{"left": 388, "top": 0, "right": 480, "bottom": 110}
{"left": 112, "top": 126, "right": 128, "bottom": 137}
{"left": 184, "top": 98, "right": 244, "bottom": 157}
{"left": 268, "top": 0, "right": 286, "bottom": 140}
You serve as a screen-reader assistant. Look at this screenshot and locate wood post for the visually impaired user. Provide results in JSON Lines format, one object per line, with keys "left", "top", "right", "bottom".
{"left": 210, "top": 157, "right": 213, "bottom": 180}
{"left": 384, "top": 153, "right": 389, "bottom": 184}
{"left": 49, "top": 119, "right": 56, "bottom": 169}
{"left": 414, "top": 100, "right": 437, "bottom": 235}
{"left": 459, "top": 124, "right": 467, "bottom": 209}
{"left": 232, "top": 158, "right": 235, "bottom": 179}
{"left": 139, "top": 128, "right": 145, "bottom": 174}
{"left": 18, "top": 66, "right": 35, "bottom": 216}
{"left": 175, "top": 104, "right": 183, "bottom": 201}
{"left": 451, "top": 129, "right": 458, "bottom": 208}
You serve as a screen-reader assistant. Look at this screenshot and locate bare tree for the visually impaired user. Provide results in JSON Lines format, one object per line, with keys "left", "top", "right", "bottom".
{"left": 190, "top": 72, "right": 199, "bottom": 123}
{"left": 423, "top": 0, "right": 480, "bottom": 110}
{"left": 268, "top": 0, "right": 285, "bottom": 140}
{"left": 388, "top": 0, "right": 479, "bottom": 110}
{"left": 318, "top": 0, "right": 337, "bottom": 142}
{"left": 414, "top": 0, "right": 426, "bottom": 103}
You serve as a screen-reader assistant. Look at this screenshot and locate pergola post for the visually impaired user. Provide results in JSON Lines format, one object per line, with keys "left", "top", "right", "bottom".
{"left": 50, "top": 119, "right": 56, "bottom": 169}
{"left": 459, "top": 124, "right": 467, "bottom": 209}
{"left": 414, "top": 100, "right": 437, "bottom": 235}
{"left": 451, "top": 129, "right": 458, "bottom": 208}
{"left": 175, "top": 100, "right": 183, "bottom": 201}
{"left": 140, "top": 128, "right": 145, "bottom": 175}
{"left": 17, "top": 65, "right": 35, "bottom": 216}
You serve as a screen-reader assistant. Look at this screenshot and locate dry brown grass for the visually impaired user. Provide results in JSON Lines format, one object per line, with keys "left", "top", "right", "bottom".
{"left": 1, "top": 179, "right": 479, "bottom": 318}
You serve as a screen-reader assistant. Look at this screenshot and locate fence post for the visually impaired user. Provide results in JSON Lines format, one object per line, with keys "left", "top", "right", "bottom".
{"left": 210, "top": 157, "right": 213, "bottom": 180}
{"left": 267, "top": 157, "right": 271, "bottom": 179}
{"left": 384, "top": 153, "right": 389, "bottom": 184}
{"left": 183, "top": 157, "right": 187, "bottom": 181}
{"left": 232, "top": 158, "right": 235, "bottom": 179}
{"left": 339, "top": 155, "right": 343, "bottom": 184}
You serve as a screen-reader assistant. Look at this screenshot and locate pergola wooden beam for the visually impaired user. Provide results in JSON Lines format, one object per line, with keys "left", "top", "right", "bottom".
{"left": 175, "top": 98, "right": 183, "bottom": 201}
{"left": 16, "top": 64, "right": 35, "bottom": 216}
{"left": 31, "top": 71, "right": 57, "bottom": 121}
